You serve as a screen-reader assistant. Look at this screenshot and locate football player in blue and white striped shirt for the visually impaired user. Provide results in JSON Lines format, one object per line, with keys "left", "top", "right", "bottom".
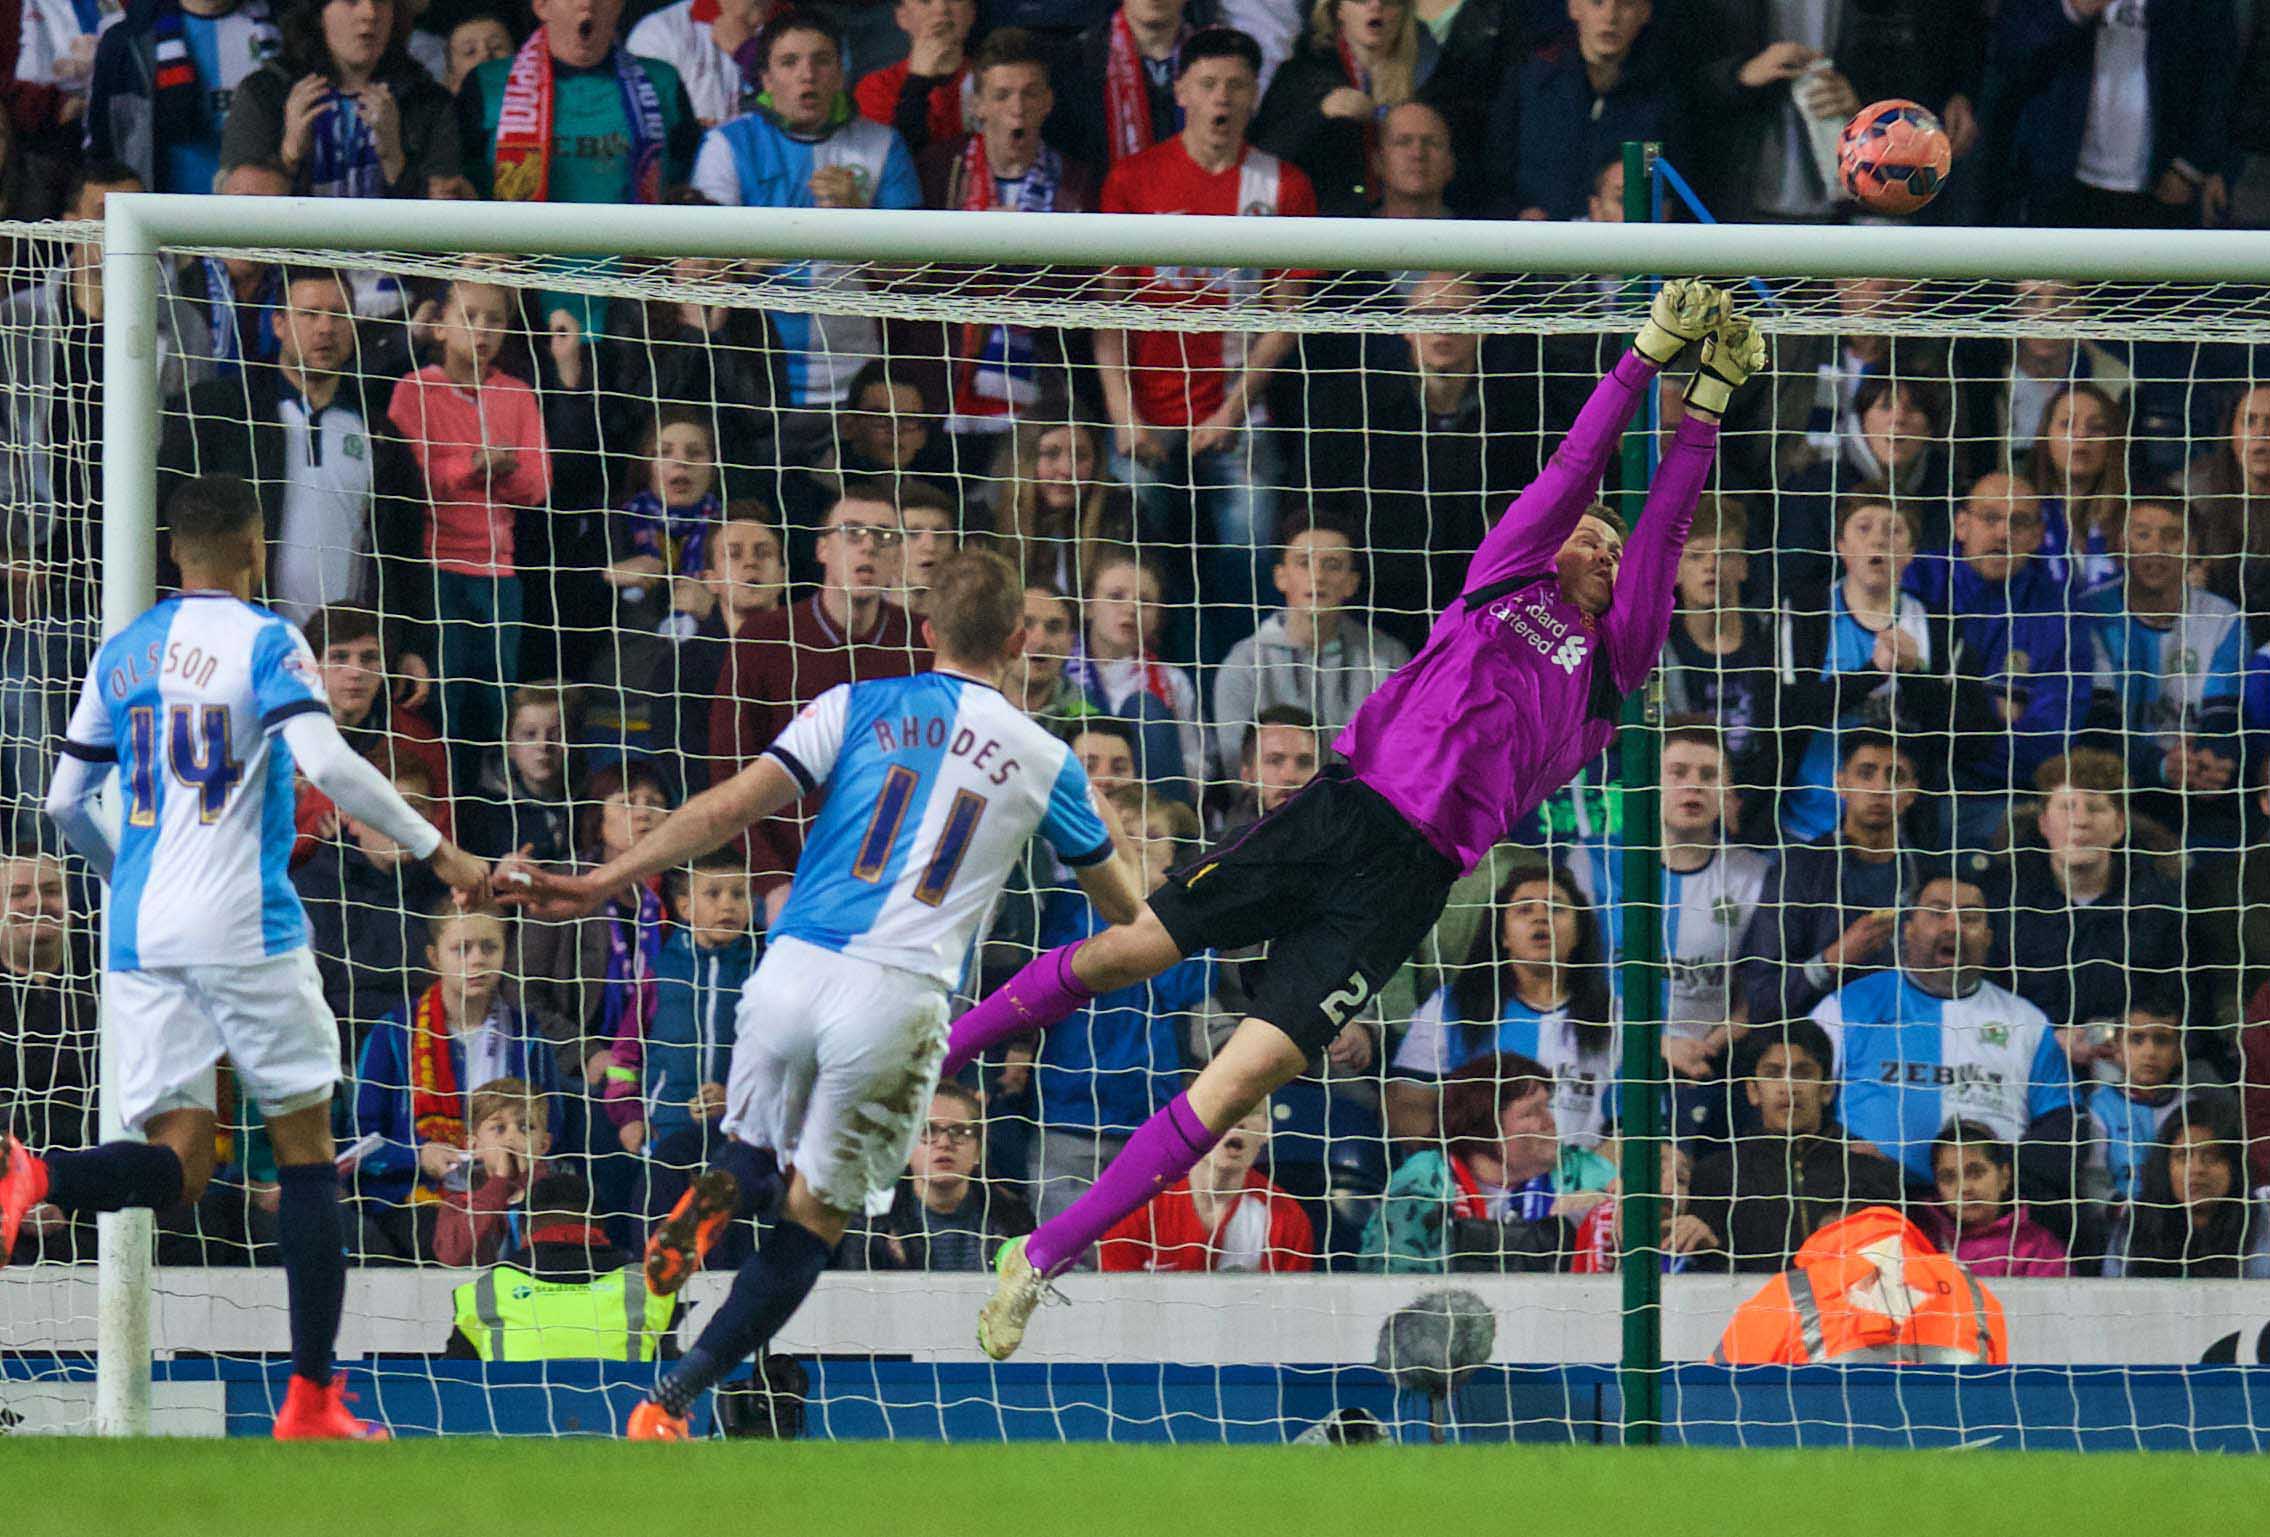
{"left": 2, "top": 475, "right": 490, "bottom": 1439}
{"left": 501, "top": 548, "right": 1141, "bottom": 1439}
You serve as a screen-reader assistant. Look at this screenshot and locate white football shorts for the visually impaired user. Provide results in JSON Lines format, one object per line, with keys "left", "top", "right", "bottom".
{"left": 107, "top": 948, "right": 341, "bottom": 1131}
{"left": 721, "top": 934, "right": 951, "bottom": 1217}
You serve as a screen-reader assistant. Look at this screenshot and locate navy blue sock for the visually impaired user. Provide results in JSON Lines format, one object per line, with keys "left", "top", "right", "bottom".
{"left": 43, "top": 1141, "right": 183, "bottom": 1213}
{"left": 710, "top": 1141, "right": 783, "bottom": 1221}
{"left": 275, "top": 1162, "right": 347, "bottom": 1387}
{"left": 652, "top": 1217, "right": 829, "bottom": 1416}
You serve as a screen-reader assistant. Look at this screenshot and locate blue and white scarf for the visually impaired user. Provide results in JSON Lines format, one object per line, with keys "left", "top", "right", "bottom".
{"left": 307, "top": 89, "right": 387, "bottom": 199}
{"left": 202, "top": 256, "right": 283, "bottom": 373}
{"left": 623, "top": 489, "right": 720, "bottom": 578}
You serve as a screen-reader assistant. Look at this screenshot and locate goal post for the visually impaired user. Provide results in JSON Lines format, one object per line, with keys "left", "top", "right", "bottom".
{"left": 60, "top": 187, "right": 2270, "bottom": 1440}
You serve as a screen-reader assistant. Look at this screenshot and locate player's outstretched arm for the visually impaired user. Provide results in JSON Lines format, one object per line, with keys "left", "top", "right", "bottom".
{"left": 280, "top": 711, "right": 488, "bottom": 897}
{"left": 1071, "top": 788, "right": 1144, "bottom": 927}
{"left": 1600, "top": 311, "right": 1766, "bottom": 694}
{"left": 1465, "top": 280, "right": 1727, "bottom": 596}
{"left": 496, "top": 755, "right": 803, "bottom": 920}
{"left": 43, "top": 752, "right": 116, "bottom": 881}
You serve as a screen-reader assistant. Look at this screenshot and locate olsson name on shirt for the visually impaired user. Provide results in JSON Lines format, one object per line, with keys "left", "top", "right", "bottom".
{"left": 107, "top": 639, "right": 222, "bottom": 700}
{"left": 868, "top": 711, "right": 1022, "bottom": 787}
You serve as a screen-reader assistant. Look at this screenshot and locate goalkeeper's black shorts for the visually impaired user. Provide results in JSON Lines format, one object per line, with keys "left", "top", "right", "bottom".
{"left": 1146, "top": 765, "right": 1458, "bottom": 1058}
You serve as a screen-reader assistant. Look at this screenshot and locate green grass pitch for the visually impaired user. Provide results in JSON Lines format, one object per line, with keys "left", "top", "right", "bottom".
{"left": 6, "top": 1440, "right": 2267, "bottom": 1537}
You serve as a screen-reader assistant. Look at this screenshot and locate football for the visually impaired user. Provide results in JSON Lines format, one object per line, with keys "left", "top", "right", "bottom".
{"left": 1838, "top": 98, "right": 1953, "bottom": 215}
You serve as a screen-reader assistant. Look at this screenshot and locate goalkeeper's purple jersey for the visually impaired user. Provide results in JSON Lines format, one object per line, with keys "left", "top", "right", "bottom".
{"left": 1335, "top": 352, "right": 1719, "bottom": 874}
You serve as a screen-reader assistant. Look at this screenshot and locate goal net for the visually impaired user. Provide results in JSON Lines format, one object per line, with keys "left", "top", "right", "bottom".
{"left": 3, "top": 198, "right": 2269, "bottom": 1445}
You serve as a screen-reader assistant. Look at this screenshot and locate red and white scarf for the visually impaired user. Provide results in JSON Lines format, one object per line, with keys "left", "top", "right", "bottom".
{"left": 1335, "top": 35, "right": 1383, "bottom": 198}
{"left": 493, "top": 27, "right": 666, "bottom": 204}
{"left": 1104, "top": 7, "right": 1179, "bottom": 164}
{"left": 950, "top": 133, "right": 1063, "bottom": 420}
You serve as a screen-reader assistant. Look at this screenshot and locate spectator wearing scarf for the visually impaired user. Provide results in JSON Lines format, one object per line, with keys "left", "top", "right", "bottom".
{"left": 1252, "top": 0, "right": 1439, "bottom": 217}
{"left": 1361, "top": 1052, "right": 1615, "bottom": 1274}
{"left": 916, "top": 28, "right": 1097, "bottom": 435}
{"left": 513, "top": 760, "right": 679, "bottom": 1085}
{"left": 350, "top": 906, "right": 562, "bottom": 1214}
{"left": 1046, "top": 0, "right": 1215, "bottom": 173}
{"left": 457, "top": 0, "right": 700, "bottom": 205}
{"left": 606, "top": 406, "right": 726, "bottom": 638}
{"left": 623, "top": 488, "right": 723, "bottom": 587}
{"left": 1060, "top": 546, "right": 1201, "bottom": 797}
{"left": 220, "top": 0, "right": 460, "bottom": 200}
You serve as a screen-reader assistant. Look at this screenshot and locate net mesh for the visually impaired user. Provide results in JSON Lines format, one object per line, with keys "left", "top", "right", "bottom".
{"left": 2, "top": 214, "right": 2269, "bottom": 1444}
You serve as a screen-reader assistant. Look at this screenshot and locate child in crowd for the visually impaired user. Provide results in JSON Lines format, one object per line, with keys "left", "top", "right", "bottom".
{"left": 1570, "top": 1143, "right": 1721, "bottom": 1275}
{"left": 351, "top": 903, "right": 562, "bottom": 1259}
{"left": 387, "top": 277, "right": 553, "bottom": 764}
{"left": 1061, "top": 545, "right": 1201, "bottom": 796}
{"left": 1661, "top": 495, "right": 1779, "bottom": 824}
{"left": 1099, "top": 1103, "right": 1314, "bottom": 1273}
{"left": 515, "top": 760, "right": 675, "bottom": 1094}
{"left": 605, "top": 407, "right": 723, "bottom": 635}
{"left": 985, "top": 422, "right": 1126, "bottom": 594}
{"left": 1028, "top": 792, "right": 1214, "bottom": 1235}
{"left": 291, "top": 605, "right": 454, "bottom": 861}
{"left": 1918, "top": 1121, "right": 2070, "bottom": 1278}
{"left": 890, "top": 486, "right": 959, "bottom": 617}
{"left": 1364, "top": 1052, "right": 1616, "bottom": 1275}
{"left": 849, "top": 1084, "right": 1036, "bottom": 1273}
{"left": 1775, "top": 492, "right": 1933, "bottom": 845}
{"left": 603, "top": 854, "right": 760, "bottom": 1227}
{"left": 586, "top": 510, "right": 790, "bottom": 785}
{"left": 431, "top": 1076, "right": 555, "bottom": 1267}
{"left": 1209, "top": 509, "right": 1410, "bottom": 785}
{"left": 461, "top": 682, "right": 577, "bottom": 865}
{"left": 443, "top": 13, "right": 515, "bottom": 96}
{"left": 2082, "top": 996, "right": 2195, "bottom": 1217}
{"left": 2107, "top": 1093, "right": 2270, "bottom": 1279}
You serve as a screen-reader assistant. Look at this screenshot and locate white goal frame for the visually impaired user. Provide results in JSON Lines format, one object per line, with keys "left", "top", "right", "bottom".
{"left": 91, "top": 191, "right": 2270, "bottom": 1434}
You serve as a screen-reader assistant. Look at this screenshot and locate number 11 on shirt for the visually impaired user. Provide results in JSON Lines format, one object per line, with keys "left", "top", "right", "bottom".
{"left": 852, "top": 765, "right": 990, "bottom": 907}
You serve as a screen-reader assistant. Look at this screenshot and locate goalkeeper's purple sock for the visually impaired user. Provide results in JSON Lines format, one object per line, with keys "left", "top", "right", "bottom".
{"left": 1025, "top": 1093, "right": 1219, "bottom": 1277}
{"left": 942, "top": 943, "right": 1094, "bottom": 1079}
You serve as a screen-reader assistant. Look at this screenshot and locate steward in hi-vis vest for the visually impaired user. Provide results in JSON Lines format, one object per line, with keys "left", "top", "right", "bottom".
{"left": 1714, "top": 1206, "right": 2009, "bottom": 1366}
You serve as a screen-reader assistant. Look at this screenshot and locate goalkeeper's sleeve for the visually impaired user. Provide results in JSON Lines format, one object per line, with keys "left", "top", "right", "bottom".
{"left": 282, "top": 711, "right": 444, "bottom": 861}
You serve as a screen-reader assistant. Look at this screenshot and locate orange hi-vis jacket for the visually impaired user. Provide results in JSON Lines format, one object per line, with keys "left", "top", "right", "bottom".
{"left": 1713, "top": 1206, "right": 2010, "bottom": 1366}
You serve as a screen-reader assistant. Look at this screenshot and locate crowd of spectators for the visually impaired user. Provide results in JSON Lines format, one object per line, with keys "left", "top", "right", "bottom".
{"left": 6, "top": 0, "right": 2270, "bottom": 1286}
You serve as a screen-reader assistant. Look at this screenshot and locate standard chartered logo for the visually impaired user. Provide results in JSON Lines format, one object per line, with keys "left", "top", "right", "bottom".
{"left": 1552, "top": 634, "right": 1589, "bottom": 674}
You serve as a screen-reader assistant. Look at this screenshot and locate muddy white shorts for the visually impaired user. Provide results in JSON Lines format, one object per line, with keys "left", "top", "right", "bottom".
{"left": 720, "top": 935, "right": 950, "bottom": 1217}
{"left": 107, "top": 948, "right": 340, "bottom": 1131}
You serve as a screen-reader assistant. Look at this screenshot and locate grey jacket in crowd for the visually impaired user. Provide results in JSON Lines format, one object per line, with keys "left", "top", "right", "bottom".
{"left": 1209, "top": 610, "right": 1411, "bottom": 778}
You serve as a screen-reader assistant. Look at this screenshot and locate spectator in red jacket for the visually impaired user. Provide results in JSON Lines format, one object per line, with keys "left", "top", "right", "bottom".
{"left": 707, "top": 481, "right": 929, "bottom": 909}
{"left": 1098, "top": 1104, "right": 1315, "bottom": 1272}
{"left": 853, "top": 0, "right": 976, "bottom": 153}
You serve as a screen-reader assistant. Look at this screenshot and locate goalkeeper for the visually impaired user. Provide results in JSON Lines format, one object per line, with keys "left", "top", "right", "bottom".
{"left": 955, "top": 280, "right": 1768, "bottom": 1357}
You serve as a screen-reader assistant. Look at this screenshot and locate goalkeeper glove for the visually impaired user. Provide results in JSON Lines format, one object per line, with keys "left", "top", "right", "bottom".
{"left": 1634, "top": 279, "right": 1728, "bottom": 367}
{"left": 1685, "top": 313, "right": 1766, "bottom": 418}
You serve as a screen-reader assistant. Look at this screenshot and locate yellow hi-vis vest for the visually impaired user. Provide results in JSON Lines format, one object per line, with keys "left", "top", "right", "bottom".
{"left": 452, "top": 1264, "right": 674, "bottom": 1362}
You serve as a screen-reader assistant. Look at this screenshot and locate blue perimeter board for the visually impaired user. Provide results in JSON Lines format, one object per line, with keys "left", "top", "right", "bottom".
{"left": 5, "top": 1357, "right": 2269, "bottom": 1450}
